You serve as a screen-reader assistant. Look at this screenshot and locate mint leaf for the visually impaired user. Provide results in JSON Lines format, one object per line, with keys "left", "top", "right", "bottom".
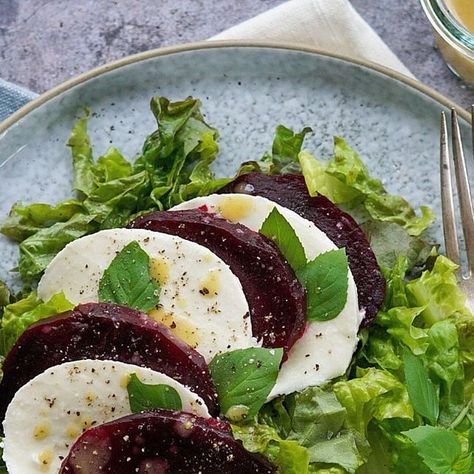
{"left": 260, "top": 207, "right": 306, "bottom": 271}
{"left": 209, "top": 347, "right": 283, "bottom": 420}
{"left": 98, "top": 241, "right": 160, "bottom": 312}
{"left": 403, "top": 351, "right": 439, "bottom": 425}
{"left": 297, "top": 249, "right": 349, "bottom": 321}
{"left": 127, "top": 373, "right": 182, "bottom": 413}
{"left": 403, "top": 426, "right": 462, "bottom": 474}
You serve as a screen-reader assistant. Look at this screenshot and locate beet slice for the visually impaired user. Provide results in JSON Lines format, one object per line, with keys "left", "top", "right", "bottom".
{"left": 0, "top": 303, "right": 218, "bottom": 420}
{"left": 221, "top": 173, "right": 385, "bottom": 325}
{"left": 129, "top": 209, "right": 306, "bottom": 356}
{"left": 59, "top": 410, "right": 276, "bottom": 474}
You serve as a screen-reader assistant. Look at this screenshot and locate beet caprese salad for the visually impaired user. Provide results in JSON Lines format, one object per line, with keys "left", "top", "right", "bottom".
{"left": 0, "top": 96, "right": 472, "bottom": 474}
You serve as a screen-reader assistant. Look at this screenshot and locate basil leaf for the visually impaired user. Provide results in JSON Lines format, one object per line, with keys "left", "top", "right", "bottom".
{"left": 127, "top": 373, "right": 182, "bottom": 413}
{"left": 403, "top": 426, "right": 462, "bottom": 474}
{"left": 98, "top": 241, "right": 160, "bottom": 312}
{"left": 403, "top": 351, "right": 439, "bottom": 425}
{"left": 297, "top": 249, "right": 349, "bottom": 321}
{"left": 209, "top": 347, "right": 283, "bottom": 421}
{"left": 260, "top": 207, "right": 306, "bottom": 271}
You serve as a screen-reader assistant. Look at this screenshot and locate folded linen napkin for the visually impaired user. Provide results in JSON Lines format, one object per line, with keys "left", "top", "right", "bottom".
{"left": 0, "top": 78, "right": 37, "bottom": 122}
{"left": 211, "top": 0, "right": 414, "bottom": 78}
{"left": 0, "top": 0, "right": 412, "bottom": 122}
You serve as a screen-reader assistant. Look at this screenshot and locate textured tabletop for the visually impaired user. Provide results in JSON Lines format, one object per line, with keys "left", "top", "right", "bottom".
{"left": 0, "top": 0, "right": 473, "bottom": 106}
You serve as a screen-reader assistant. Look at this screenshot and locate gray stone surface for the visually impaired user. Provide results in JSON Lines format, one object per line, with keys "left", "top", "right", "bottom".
{"left": 0, "top": 0, "right": 473, "bottom": 105}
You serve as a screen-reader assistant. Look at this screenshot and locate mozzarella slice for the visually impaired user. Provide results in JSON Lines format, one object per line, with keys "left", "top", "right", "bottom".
{"left": 2, "top": 359, "right": 209, "bottom": 474}
{"left": 38, "top": 228, "right": 253, "bottom": 361}
{"left": 174, "top": 194, "right": 362, "bottom": 397}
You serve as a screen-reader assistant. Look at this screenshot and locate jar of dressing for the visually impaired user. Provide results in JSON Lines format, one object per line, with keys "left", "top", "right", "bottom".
{"left": 420, "top": 0, "right": 474, "bottom": 85}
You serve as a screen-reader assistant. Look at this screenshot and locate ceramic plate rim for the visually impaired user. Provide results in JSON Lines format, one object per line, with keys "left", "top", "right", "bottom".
{"left": 0, "top": 39, "right": 471, "bottom": 138}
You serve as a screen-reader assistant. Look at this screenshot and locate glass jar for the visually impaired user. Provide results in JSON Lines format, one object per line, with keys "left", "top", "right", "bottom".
{"left": 420, "top": 0, "right": 474, "bottom": 85}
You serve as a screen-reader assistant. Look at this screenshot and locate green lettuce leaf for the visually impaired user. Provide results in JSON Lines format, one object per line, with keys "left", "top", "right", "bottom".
{"left": 232, "top": 423, "right": 310, "bottom": 474}
{"left": 239, "top": 125, "right": 312, "bottom": 175}
{"left": 1, "top": 96, "right": 230, "bottom": 283}
{"left": 1, "top": 200, "right": 85, "bottom": 243}
{"left": 83, "top": 171, "right": 148, "bottom": 228}
{"left": 454, "top": 314, "right": 474, "bottom": 401}
{"left": 67, "top": 111, "right": 96, "bottom": 197}
{"left": 0, "top": 292, "right": 74, "bottom": 355}
{"left": 17, "top": 213, "right": 97, "bottom": 281}
{"left": 289, "top": 387, "right": 346, "bottom": 448}
{"left": 377, "top": 307, "right": 429, "bottom": 356}
{"left": 277, "top": 440, "right": 310, "bottom": 474}
{"left": 361, "top": 220, "right": 433, "bottom": 275}
{"left": 383, "top": 256, "right": 410, "bottom": 308}
{"left": 134, "top": 96, "right": 230, "bottom": 210}
{"left": 298, "top": 138, "right": 435, "bottom": 236}
{"left": 333, "top": 368, "right": 414, "bottom": 435}
{"left": 0, "top": 281, "right": 11, "bottom": 314}
{"left": 359, "top": 327, "right": 402, "bottom": 371}
{"left": 407, "top": 256, "right": 470, "bottom": 325}
{"left": 94, "top": 146, "right": 132, "bottom": 182}
{"left": 288, "top": 386, "right": 369, "bottom": 472}
{"left": 425, "top": 320, "right": 465, "bottom": 425}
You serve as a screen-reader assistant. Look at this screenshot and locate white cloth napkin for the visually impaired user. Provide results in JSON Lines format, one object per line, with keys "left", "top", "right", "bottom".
{"left": 210, "top": 0, "right": 414, "bottom": 79}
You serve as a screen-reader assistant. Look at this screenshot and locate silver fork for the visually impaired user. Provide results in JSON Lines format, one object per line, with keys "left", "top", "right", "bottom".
{"left": 440, "top": 106, "right": 474, "bottom": 310}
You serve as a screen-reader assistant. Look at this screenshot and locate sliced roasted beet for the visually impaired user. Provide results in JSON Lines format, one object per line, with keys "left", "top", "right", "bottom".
{"left": 0, "top": 303, "right": 218, "bottom": 420}
{"left": 129, "top": 210, "right": 306, "bottom": 356}
{"left": 222, "top": 173, "right": 385, "bottom": 325}
{"left": 59, "top": 410, "right": 276, "bottom": 474}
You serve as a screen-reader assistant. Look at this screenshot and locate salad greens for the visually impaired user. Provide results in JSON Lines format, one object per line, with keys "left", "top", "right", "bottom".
{"left": 0, "top": 96, "right": 473, "bottom": 473}
{"left": 0, "top": 292, "right": 74, "bottom": 355}
{"left": 0, "top": 96, "right": 229, "bottom": 283}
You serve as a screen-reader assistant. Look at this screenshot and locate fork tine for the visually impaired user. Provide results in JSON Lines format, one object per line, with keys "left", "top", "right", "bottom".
{"left": 451, "top": 108, "right": 474, "bottom": 274}
{"left": 440, "top": 111, "right": 460, "bottom": 265}
{"left": 471, "top": 105, "right": 474, "bottom": 186}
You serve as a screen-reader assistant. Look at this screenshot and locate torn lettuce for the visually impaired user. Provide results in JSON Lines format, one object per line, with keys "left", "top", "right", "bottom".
{"left": 239, "top": 126, "right": 435, "bottom": 239}
{"left": 232, "top": 387, "right": 367, "bottom": 474}
{"left": 0, "top": 96, "right": 230, "bottom": 282}
{"left": 0, "top": 108, "right": 472, "bottom": 474}
{"left": 0, "top": 292, "right": 74, "bottom": 356}
{"left": 298, "top": 138, "right": 435, "bottom": 236}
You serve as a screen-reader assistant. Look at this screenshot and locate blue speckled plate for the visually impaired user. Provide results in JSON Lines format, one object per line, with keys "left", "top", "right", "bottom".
{"left": 0, "top": 42, "right": 472, "bottom": 288}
